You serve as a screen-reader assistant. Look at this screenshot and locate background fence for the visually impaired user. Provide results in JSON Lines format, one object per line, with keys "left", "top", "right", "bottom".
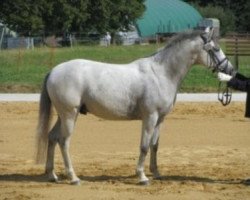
{"left": 224, "top": 33, "right": 250, "bottom": 77}
{"left": 0, "top": 28, "right": 144, "bottom": 50}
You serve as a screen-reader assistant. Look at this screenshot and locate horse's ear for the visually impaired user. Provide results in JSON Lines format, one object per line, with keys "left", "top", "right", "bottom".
{"left": 208, "top": 28, "right": 215, "bottom": 40}
{"left": 201, "top": 27, "right": 212, "bottom": 42}
{"left": 204, "top": 27, "right": 210, "bottom": 33}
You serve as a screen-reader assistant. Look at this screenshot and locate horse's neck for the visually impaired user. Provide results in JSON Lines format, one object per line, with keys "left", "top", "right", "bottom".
{"left": 157, "top": 44, "right": 197, "bottom": 86}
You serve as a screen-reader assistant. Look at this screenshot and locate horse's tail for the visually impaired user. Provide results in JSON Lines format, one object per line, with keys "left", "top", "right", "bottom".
{"left": 36, "top": 73, "right": 52, "bottom": 164}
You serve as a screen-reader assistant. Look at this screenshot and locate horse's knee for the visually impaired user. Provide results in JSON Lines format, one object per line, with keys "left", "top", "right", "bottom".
{"left": 151, "top": 133, "right": 159, "bottom": 152}
{"left": 58, "top": 136, "right": 71, "bottom": 150}
{"left": 140, "top": 145, "right": 149, "bottom": 155}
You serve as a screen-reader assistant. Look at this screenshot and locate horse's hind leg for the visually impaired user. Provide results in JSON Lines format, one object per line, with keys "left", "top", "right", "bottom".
{"left": 58, "top": 109, "right": 80, "bottom": 185}
{"left": 46, "top": 118, "right": 61, "bottom": 182}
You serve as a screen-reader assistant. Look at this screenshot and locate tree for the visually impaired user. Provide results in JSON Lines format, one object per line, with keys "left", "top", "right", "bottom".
{"left": 196, "top": 4, "right": 236, "bottom": 35}
{"left": 41, "top": 0, "right": 89, "bottom": 35}
{"left": 108, "top": 0, "right": 145, "bottom": 32}
{"left": 0, "top": 0, "right": 145, "bottom": 36}
{"left": 185, "top": 0, "right": 250, "bottom": 32}
{"left": 235, "top": 1, "right": 250, "bottom": 32}
{"left": 84, "top": 0, "right": 145, "bottom": 34}
{"left": 0, "top": 0, "right": 44, "bottom": 35}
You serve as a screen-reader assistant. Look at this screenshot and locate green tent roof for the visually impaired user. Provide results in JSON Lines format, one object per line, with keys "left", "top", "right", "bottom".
{"left": 136, "top": 0, "right": 203, "bottom": 37}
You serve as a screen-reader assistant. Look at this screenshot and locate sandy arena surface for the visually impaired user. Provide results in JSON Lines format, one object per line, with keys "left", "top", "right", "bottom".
{"left": 0, "top": 102, "right": 250, "bottom": 200}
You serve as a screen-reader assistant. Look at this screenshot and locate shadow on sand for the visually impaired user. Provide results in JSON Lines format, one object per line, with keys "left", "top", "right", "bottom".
{"left": 0, "top": 173, "right": 248, "bottom": 186}
{"left": 0, "top": 173, "right": 48, "bottom": 183}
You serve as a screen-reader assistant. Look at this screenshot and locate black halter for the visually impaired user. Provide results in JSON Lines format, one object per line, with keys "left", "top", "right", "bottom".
{"left": 201, "top": 34, "right": 232, "bottom": 106}
{"left": 200, "top": 35, "right": 231, "bottom": 74}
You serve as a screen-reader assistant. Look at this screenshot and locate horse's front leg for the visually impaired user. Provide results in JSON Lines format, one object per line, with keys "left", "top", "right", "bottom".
{"left": 149, "top": 124, "right": 161, "bottom": 179}
{"left": 136, "top": 113, "right": 158, "bottom": 185}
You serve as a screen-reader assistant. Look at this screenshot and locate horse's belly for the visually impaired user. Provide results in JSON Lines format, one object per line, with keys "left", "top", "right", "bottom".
{"left": 85, "top": 99, "right": 140, "bottom": 120}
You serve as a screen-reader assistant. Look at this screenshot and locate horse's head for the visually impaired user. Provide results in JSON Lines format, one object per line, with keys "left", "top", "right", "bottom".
{"left": 197, "top": 27, "right": 236, "bottom": 76}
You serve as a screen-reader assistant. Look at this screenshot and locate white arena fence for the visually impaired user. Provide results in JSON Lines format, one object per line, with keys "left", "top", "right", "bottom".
{"left": 0, "top": 93, "right": 246, "bottom": 102}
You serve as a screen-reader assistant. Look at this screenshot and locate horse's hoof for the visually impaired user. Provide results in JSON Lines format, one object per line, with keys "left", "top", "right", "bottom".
{"left": 49, "top": 178, "right": 59, "bottom": 183}
{"left": 48, "top": 178, "right": 59, "bottom": 183}
{"left": 71, "top": 180, "right": 81, "bottom": 185}
{"left": 46, "top": 172, "right": 59, "bottom": 183}
{"left": 138, "top": 180, "right": 150, "bottom": 186}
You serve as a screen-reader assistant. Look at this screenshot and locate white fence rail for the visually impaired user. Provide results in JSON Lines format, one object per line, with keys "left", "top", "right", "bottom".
{"left": 0, "top": 93, "right": 246, "bottom": 102}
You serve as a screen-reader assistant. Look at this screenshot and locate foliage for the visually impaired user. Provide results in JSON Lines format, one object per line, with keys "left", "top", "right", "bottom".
{"left": 41, "top": 0, "right": 90, "bottom": 34}
{"left": 194, "top": 4, "right": 235, "bottom": 36}
{"left": 236, "top": 1, "right": 250, "bottom": 32}
{"left": 0, "top": 0, "right": 44, "bottom": 35}
{"left": 0, "top": 0, "right": 145, "bottom": 36}
{"left": 85, "top": 0, "right": 145, "bottom": 34}
{"left": 185, "top": 0, "right": 250, "bottom": 32}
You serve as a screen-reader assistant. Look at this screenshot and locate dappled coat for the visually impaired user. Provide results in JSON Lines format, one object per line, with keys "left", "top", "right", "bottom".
{"left": 228, "top": 73, "right": 250, "bottom": 118}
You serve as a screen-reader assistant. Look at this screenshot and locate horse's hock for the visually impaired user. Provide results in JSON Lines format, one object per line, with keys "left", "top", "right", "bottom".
{"left": 225, "top": 33, "right": 250, "bottom": 70}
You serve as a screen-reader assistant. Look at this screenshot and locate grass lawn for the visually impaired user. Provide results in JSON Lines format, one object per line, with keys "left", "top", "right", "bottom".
{"left": 0, "top": 44, "right": 249, "bottom": 93}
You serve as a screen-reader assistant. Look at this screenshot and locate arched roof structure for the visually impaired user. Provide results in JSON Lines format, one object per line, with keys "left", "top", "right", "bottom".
{"left": 136, "top": 0, "right": 202, "bottom": 37}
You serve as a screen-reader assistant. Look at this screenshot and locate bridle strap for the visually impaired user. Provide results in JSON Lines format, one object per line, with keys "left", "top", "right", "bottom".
{"left": 201, "top": 35, "right": 231, "bottom": 74}
{"left": 201, "top": 35, "right": 233, "bottom": 106}
{"left": 218, "top": 82, "right": 232, "bottom": 106}
{"left": 217, "top": 57, "right": 228, "bottom": 67}
{"left": 208, "top": 50, "right": 229, "bottom": 73}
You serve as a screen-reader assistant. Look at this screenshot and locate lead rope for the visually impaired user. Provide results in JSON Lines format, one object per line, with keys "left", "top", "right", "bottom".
{"left": 203, "top": 37, "right": 233, "bottom": 106}
{"left": 207, "top": 50, "right": 232, "bottom": 106}
{"left": 215, "top": 54, "right": 232, "bottom": 106}
{"left": 218, "top": 81, "right": 232, "bottom": 106}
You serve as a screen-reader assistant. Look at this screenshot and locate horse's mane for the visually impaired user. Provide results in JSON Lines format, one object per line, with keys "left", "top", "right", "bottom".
{"left": 152, "top": 30, "right": 203, "bottom": 63}
{"left": 164, "top": 30, "right": 202, "bottom": 50}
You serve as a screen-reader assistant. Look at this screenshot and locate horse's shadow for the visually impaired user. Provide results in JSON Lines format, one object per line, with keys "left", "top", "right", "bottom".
{"left": 0, "top": 173, "right": 247, "bottom": 186}
{"left": 158, "top": 175, "right": 243, "bottom": 185}
{"left": 0, "top": 173, "right": 48, "bottom": 183}
{"left": 79, "top": 174, "right": 245, "bottom": 186}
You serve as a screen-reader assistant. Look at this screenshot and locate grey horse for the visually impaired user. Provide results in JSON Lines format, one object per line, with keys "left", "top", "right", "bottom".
{"left": 36, "top": 28, "right": 235, "bottom": 185}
